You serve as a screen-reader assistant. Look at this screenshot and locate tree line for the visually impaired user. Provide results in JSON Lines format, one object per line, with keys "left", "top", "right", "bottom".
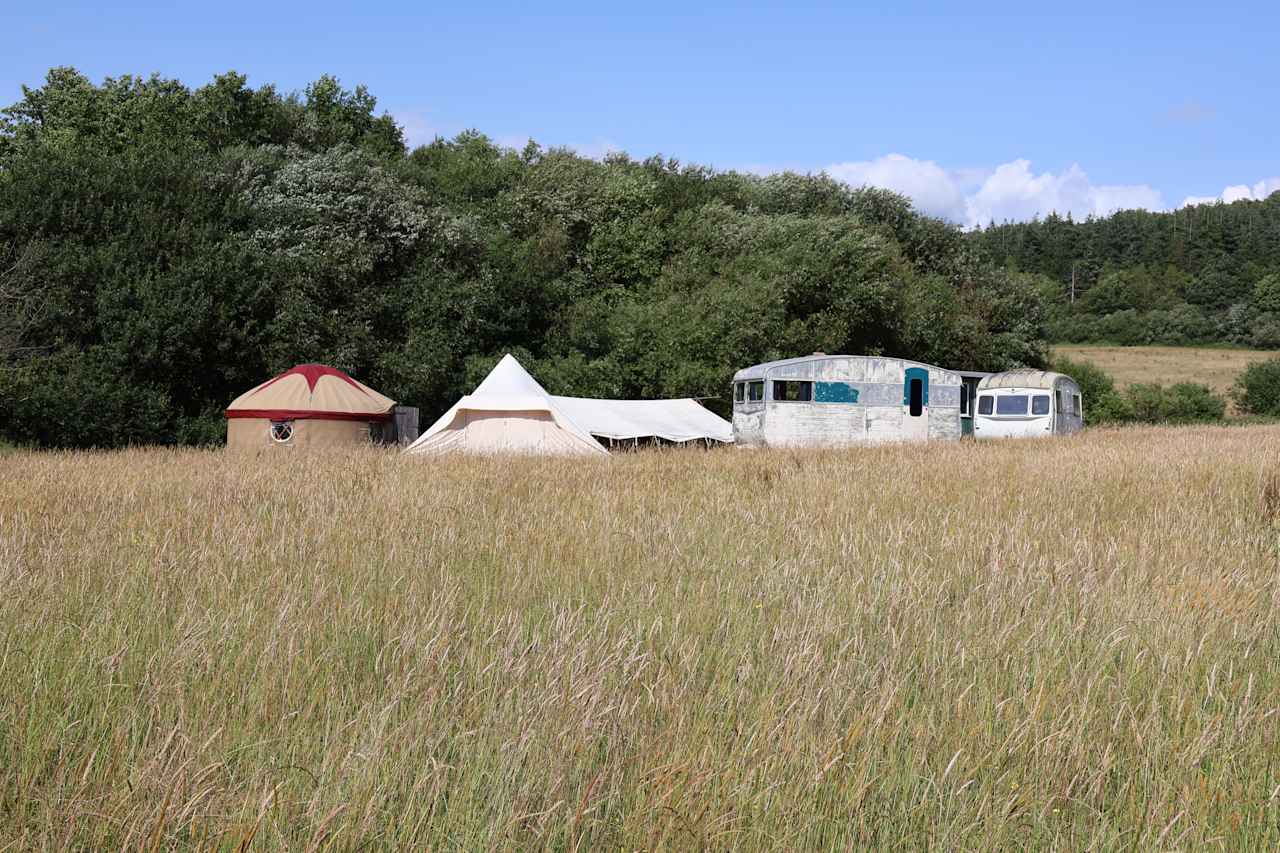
{"left": 0, "top": 68, "right": 1049, "bottom": 448}
{"left": 972, "top": 195, "right": 1280, "bottom": 348}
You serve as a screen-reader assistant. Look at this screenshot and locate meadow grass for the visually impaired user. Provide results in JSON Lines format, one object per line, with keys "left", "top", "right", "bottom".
{"left": 2, "top": 426, "right": 1280, "bottom": 849}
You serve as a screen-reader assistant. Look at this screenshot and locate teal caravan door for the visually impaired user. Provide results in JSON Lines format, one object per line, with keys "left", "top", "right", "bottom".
{"left": 902, "top": 366, "right": 929, "bottom": 440}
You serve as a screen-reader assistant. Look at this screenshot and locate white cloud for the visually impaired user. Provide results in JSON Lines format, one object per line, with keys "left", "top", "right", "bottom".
{"left": 1181, "top": 177, "right": 1280, "bottom": 208}
{"left": 964, "top": 160, "right": 1162, "bottom": 227}
{"left": 824, "top": 154, "right": 1164, "bottom": 228}
{"left": 826, "top": 154, "right": 968, "bottom": 223}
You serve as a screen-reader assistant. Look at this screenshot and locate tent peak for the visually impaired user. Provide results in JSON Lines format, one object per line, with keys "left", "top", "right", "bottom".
{"left": 471, "top": 353, "right": 551, "bottom": 399}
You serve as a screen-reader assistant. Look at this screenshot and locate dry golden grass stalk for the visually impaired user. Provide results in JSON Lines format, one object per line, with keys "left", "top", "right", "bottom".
{"left": 2, "top": 424, "right": 1280, "bottom": 849}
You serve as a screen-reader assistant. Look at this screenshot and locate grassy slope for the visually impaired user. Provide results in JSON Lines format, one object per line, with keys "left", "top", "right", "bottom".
{"left": 3, "top": 432, "right": 1280, "bottom": 848}
{"left": 1054, "top": 344, "right": 1280, "bottom": 400}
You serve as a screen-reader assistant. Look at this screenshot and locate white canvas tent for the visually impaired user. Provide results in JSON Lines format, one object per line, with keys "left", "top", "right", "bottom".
{"left": 404, "top": 354, "right": 732, "bottom": 455}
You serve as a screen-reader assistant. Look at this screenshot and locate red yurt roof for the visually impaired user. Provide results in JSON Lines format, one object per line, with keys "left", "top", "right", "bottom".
{"left": 225, "top": 364, "right": 396, "bottom": 421}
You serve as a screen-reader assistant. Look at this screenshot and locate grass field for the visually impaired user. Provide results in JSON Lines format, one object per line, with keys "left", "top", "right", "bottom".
{"left": 1053, "top": 344, "right": 1280, "bottom": 404}
{"left": 4, "top": 429, "right": 1280, "bottom": 849}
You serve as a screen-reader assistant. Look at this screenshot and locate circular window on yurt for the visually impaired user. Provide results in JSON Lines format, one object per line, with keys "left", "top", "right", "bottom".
{"left": 270, "top": 420, "right": 295, "bottom": 443}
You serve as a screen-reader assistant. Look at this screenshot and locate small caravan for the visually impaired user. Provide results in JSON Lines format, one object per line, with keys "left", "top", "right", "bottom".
{"left": 974, "top": 370, "right": 1083, "bottom": 440}
{"left": 731, "top": 354, "right": 963, "bottom": 447}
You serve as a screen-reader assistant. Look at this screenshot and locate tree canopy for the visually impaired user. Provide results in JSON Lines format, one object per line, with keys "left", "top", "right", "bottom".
{"left": 1, "top": 67, "right": 1054, "bottom": 448}
{"left": 972, "top": 197, "right": 1280, "bottom": 347}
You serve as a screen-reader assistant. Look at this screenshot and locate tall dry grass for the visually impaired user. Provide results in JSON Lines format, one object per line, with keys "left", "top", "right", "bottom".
{"left": 2, "top": 425, "right": 1280, "bottom": 849}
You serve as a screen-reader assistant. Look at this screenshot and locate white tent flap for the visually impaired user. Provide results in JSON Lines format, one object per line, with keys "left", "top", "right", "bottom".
{"left": 550, "top": 396, "right": 732, "bottom": 443}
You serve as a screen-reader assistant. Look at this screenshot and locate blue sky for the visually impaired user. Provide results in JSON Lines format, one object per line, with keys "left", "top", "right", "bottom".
{"left": 4, "top": 1, "right": 1277, "bottom": 225}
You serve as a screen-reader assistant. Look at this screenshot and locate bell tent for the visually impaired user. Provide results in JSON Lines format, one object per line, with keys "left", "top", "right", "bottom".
{"left": 404, "top": 354, "right": 732, "bottom": 455}
{"left": 405, "top": 355, "right": 606, "bottom": 456}
{"left": 225, "top": 363, "right": 396, "bottom": 449}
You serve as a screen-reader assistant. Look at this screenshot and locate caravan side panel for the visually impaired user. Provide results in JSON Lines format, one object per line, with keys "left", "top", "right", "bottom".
{"left": 764, "top": 403, "right": 864, "bottom": 447}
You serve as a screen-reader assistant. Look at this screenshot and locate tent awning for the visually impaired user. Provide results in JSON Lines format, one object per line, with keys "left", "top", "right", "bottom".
{"left": 550, "top": 396, "right": 732, "bottom": 443}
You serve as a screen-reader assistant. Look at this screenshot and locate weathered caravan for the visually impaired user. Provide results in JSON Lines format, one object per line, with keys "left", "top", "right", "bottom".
{"left": 974, "top": 370, "right": 1083, "bottom": 439}
{"left": 731, "top": 354, "right": 963, "bottom": 447}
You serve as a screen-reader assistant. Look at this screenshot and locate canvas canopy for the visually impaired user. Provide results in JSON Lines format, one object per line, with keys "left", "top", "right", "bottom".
{"left": 550, "top": 396, "right": 732, "bottom": 443}
{"left": 404, "top": 354, "right": 732, "bottom": 455}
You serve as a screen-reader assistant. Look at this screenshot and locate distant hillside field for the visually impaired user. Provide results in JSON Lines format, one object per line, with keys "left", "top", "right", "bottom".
{"left": 1054, "top": 344, "right": 1280, "bottom": 404}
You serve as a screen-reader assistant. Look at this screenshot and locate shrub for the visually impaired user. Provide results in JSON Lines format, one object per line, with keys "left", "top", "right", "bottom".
{"left": 1252, "top": 273, "right": 1280, "bottom": 314}
{"left": 1045, "top": 313, "right": 1101, "bottom": 344}
{"left": 1126, "top": 383, "right": 1166, "bottom": 422}
{"left": 1087, "top": 390, "right": 1135, "bottom": 423}
{"left": 1232, "top": 358, "right": 1280, "bottom": 416}
{"left": 1124, "top": 382, "right": 1225, "bottom": 424}
{"left": 1095, "top": 309, "right": 1144, "bottom": 345}
{"left": 1048, "top": 355, "right": 1130, "bottom": 424}
{"left": 1248, "top": 313, "right": 1280, "bottom": 349}
{"left": 0, "top": 348, "right": 174, "bottom": 448}
{"left": 1150, "top": 304, "right": 1215, "bottom": 345}
{"left": 1046, "top": 357, "right": 1225, "bottom": 425}
{"left": 1161, "top": 383, "right": 1227, "bottom": 423}
{"left": 1051, "top": 304, "right": 1216, "bottom": 346}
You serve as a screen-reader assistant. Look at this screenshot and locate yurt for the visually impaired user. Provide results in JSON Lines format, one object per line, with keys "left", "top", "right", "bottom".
{"left": 225, "top": 363, "right": 396, "bottom": 449}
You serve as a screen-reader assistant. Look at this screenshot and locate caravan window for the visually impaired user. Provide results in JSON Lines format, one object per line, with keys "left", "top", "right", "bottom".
{"left": 996, "top": 395, "right": 1028, "bottom": 415}
{"left": 1032, "top": 395, "right": 1050, "bottom": 415}
{"left": 978, "top": 395, "right": 993, "bottom": 415}
{"left": 772, "top": 380, "right": 813, "bottom": 402}
{"left": 1073, "top": 394, "right": 1082, "bottom": 416}
{"left": 734, "top": 382, "right": 744, "bottom": 403}
{"left": 747, "top": 381, "right": 765, "bottom": 402}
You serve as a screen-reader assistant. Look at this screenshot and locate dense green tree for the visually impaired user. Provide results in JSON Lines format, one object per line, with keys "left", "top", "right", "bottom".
{"left": 0, "top": 240, "right": 46, "bottom": 362}
{"left": 1252, "top": 273, "right": 1280, "bottom": 314}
